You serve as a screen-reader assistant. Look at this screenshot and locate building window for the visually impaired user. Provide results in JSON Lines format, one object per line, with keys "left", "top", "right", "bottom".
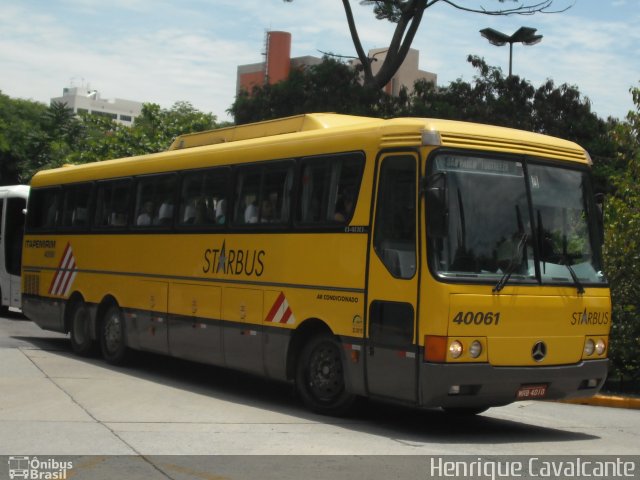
{"left": 91, "top": 111, "right": 117, "bottom": 120}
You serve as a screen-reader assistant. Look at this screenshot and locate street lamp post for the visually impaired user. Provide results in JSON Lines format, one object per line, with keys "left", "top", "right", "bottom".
{"left": 480, "top": 27, "right": 543, "bottom": 77}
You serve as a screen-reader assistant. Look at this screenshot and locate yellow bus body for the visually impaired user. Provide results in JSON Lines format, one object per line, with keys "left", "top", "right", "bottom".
{"left": 22, "top": 114, "right": 610, "bottom": 414}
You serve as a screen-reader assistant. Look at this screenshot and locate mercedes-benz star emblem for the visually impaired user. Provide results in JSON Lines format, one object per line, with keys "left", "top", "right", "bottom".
{"left": 531, "top": 341, "right": 547, "bottom": 362}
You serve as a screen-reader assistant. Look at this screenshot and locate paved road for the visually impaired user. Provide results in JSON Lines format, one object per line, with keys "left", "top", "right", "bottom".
{"left": 1, "top": 312, "right": 639, "bottom": 478}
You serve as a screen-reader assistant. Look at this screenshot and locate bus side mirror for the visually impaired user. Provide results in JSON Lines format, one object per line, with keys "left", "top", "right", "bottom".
{"left": 425, "top": 173, "right": 448, "bottom": 238}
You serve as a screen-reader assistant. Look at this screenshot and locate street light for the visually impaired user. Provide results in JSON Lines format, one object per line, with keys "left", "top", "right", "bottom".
{"left": 480, "top": 26, "right": 543, "bottom": 77}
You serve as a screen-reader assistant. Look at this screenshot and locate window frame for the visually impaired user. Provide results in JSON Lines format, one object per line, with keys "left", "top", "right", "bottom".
{"left": 176, "top": 166, "right": 231, "bottom": 231}
{"left": 58, "top": 182, "right": 94, "bottom": 232}
{"left": 25, "top": 186, "right": 63, "bottom": 233}
{"left": 231, "top": 159, "right": 296, "bottom": 229}
{"left": 92, "top": 177, "right": 134, "bottom": 231}
{"left": 131, "top": 173, "right": 179, "bottom": 231}
{"left": 294, "top": 151, "right": 365, "bottom": 230}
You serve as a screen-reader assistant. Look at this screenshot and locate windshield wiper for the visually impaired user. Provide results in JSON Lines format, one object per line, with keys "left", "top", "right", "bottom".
{"left": 493, "top": 233, "right": 528, "bottom": 293}
{"left": 562, "top": 256, "right": 586, "bottom": 295}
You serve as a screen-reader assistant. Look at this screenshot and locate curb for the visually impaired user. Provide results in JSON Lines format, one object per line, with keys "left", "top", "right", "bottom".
{"left": 561, "top": 394, "right": 640, "bottom": 410}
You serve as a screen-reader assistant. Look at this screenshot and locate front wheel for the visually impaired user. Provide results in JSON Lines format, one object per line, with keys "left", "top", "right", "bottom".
{"left": 295, "top": 334, "right": 355, "bottom": 416}
{"left": 100, "top": 304, "right": 130, "bottom": 365}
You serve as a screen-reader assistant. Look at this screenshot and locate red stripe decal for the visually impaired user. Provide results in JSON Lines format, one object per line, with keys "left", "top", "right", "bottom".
{"left": 265, "top": 292, "right": 285, "bottom": 323}
{"left": 280, "top": 307, "right": 293, "bottom": 324}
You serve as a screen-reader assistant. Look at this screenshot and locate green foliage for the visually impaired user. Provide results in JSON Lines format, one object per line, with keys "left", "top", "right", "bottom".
{"left": 231, "top": 56, "right": 614, "bottom": 171}
{"left": 230, "top": 57, "right": 383, "bottom": 124}
{"left": 603, "top": 84, "right": 640, "bottom": 384}
{"left": 1, "top": 97, "right": 218, "bottom": 182}
{"left": 0, "top": 91, "right": 48, "bottom": 184}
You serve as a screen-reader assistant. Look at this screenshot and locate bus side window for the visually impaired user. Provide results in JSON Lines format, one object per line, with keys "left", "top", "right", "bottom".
{"left": 134, "top": 174, "right": 177, "bottom": 228}
{"left": 178, "top": 168, "right": 229, "bottom": 227}
{"left": 233, "top": 162, "right": 293, "bottom": 226}
{"left": 373, "top": 155, "right": 417, "bottom": 279}
{"left": 262, "top": 164, "right": 293, "bottom": 224}
{"left": 60, "top": 183, "right": 92, "bottom": 229}
{"left": 234, "top": 168, "right": 261, "bottom": 225}
{"left": 26, "top": 188, "right": 60, "bottom": 231}
{"left": 94, "top": 179, "right": 131, "bottom": 228}
{"left": 297, "top": 153, "right": 364, "bottom": 225}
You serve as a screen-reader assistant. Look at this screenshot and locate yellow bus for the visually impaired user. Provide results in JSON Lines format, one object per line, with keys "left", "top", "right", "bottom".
{"left": 22, "top": 113, "right": 610, "bottom": 415}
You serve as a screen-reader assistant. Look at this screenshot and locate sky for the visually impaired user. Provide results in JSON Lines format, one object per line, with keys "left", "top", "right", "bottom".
{"left": 1, "top": 0, "right": 639, "bottom": 123}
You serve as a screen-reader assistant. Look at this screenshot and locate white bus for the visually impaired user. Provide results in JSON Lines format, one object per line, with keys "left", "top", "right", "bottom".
{"left": 1, "top": 185, "right": 29, "bottom": 314}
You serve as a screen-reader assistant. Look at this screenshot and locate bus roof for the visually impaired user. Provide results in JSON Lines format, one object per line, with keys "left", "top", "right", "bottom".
{"left": 30, "top": 114, "right": 590, "bottom": 187}
{"left": 0, "top": 184, "right": 30, "bottom": 197}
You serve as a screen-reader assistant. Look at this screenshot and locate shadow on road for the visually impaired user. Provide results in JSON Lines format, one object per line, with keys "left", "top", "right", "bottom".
{"left": 10, "top": 334, "right": 600, "bottom": 446}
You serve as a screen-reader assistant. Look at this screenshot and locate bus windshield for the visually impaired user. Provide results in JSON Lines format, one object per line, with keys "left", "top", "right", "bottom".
{"left": 429, "top": 153, "right": 606, "bottom": 287}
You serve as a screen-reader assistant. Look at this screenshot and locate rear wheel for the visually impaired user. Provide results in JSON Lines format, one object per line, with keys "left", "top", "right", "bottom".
{"left": 69, "top": 300, "right": 97, "bottom": 356}
{"left": 295, "top": 334, "right": 355, "bottom": 416}
{"left": 100, "top": 304, "right": 130, "bottom": 365}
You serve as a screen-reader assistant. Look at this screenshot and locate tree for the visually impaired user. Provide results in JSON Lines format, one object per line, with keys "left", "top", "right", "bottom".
{"left": 285, "top": 0, "right": 571, "bottom": 90}
{"left": 10, "top": 97, "right": 219, "bottom": 182}
{"left": 231, "top": 55, "right": 615, "bottom": 175}
{"left": 603, "top": 84, "right": 640, "bottom": 387}
{"left": 62, "top": 101, "right": 218, "bottom": 167}
{"left": 230, "top": 57, "right": 385, "bottom": 124}
{"left": 0, "top": 92, "right": 48, "bottom": 185}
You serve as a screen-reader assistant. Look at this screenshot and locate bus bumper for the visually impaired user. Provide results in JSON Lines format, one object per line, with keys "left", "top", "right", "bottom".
{"left": 22, "top": 295, "right": 66, "bottom": 333}
{"left": 419, "top": 359, "right": 609, "bottom": 409}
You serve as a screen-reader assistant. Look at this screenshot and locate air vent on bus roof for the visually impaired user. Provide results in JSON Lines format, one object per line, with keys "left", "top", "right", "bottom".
{"left": 168, "top": 113, "right": 378, "bottom": 150}
{"left": 438, "top": 131, "right": 588, "bottom": 162}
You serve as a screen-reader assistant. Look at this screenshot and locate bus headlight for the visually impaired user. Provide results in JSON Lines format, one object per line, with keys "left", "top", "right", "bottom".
{"left": 469, "top": 340, "right": 483, "bottom": 358}
{"left": 595, "top": 339, "right": 606, "bottom": 355}
{"left": 449, "top": 340, "right": 463, "bottom": 359}
{"left": 584, "top": 339, "right": 595, "bottom": 356}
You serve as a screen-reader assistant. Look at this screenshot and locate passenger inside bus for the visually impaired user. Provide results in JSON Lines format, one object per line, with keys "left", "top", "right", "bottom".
{"left": 156, "top": 201, "right": 174, "bottom": 225}
{"left": 244, "top": 201, "right": 258, "bottom": 223}
{"left": 215, "top": 198, "right": 226, "bottom": 224}
{"left": 136, "top": 201, "right": 154, "bottom": 226}
{"left": 334, "top": 189, "right": 355, "bottom": 222}
{"left": 260, "top": 198, "right": 275, "bottom": 223}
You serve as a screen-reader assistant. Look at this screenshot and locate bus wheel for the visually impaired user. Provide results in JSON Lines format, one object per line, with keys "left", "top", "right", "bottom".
{"left": 100, "top": 304, "right": 130, "bottom": 365}
{"left": 69, "top": 301, "right": 96, "bottom": 356}
{"left": 295, "top": 334, "right": 355, "bottom": 416}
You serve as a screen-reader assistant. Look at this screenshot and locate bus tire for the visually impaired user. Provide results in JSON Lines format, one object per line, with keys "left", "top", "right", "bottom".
{"left": 100, "top": 304, "right": 130, "bottom": 365}
{"left": 295, "top": 333, "right": 355, "bottom": 416}
{"left": 69, "top": 300, "right": 97, "bottom": 356}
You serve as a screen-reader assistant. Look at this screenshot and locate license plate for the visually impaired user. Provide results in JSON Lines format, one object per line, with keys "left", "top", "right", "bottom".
{"left": 516, "top": 384, "right": 548, "bottom": 400}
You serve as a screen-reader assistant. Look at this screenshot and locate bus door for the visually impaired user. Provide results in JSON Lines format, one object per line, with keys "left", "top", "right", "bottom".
{"left": 1, "top": 196, "right": 27, "bottom": 309}
{"left": 366, "top": 153, "right": 419, "bottom": 403}
{"left": 0, "top": 197, "right": 6, "bottom": 308}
